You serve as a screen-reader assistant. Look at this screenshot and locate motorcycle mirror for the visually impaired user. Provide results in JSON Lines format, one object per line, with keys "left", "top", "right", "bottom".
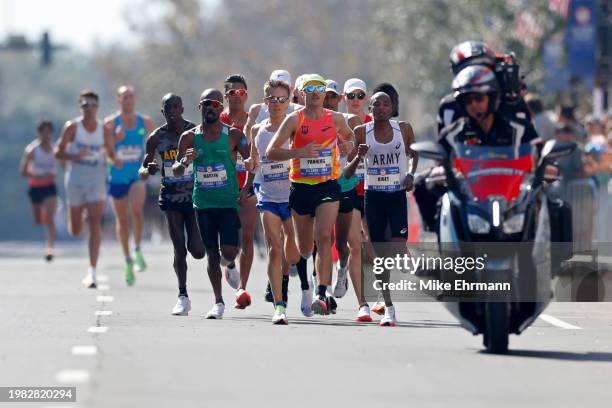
{"left": 410, "top": 141, "right": 448, "bottom": 163}
{"left": 540, "top": 140, "right": 577, "bottom": 164}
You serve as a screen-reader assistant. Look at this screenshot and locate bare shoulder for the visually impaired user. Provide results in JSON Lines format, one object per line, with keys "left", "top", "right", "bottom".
{"left": 24, "top": 140, "right": 38, "bottom": 154}
{"left": 103, "top": 111, "right": 119, "bottom": 125}
{"left": 248, "top": 103, "right": 262, "bottom": 117}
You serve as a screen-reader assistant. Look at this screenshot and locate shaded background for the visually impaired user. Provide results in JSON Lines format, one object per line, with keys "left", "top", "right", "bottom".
{"left": 1, "top": 0, "right": 609, "bottom": 240}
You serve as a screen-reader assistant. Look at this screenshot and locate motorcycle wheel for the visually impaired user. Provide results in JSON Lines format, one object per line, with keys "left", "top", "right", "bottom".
{"left": 483, "top": 302, "right": 509, "bottom": 354}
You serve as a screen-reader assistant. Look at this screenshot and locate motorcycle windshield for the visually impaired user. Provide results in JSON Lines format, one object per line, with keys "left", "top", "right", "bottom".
{"left": 453, "top": 143, "right": 535, "bottom": 202}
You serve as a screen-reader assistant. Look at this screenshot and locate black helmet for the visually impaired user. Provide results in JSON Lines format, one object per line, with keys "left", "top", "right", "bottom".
{"left": 452, "top": 65, "right": 500, "bottom": 113}
{"left": 449, "top": 41, "right": 496, "bottom": 75}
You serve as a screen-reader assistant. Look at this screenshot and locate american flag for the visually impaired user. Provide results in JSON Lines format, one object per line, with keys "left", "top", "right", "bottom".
{"left": 548, "top": 0, "right": 570, "bottom": 18}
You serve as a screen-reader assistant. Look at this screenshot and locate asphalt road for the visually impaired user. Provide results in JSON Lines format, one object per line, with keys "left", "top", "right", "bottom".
{"left": 1, "top": 242, "right": 611, "bottom": 408}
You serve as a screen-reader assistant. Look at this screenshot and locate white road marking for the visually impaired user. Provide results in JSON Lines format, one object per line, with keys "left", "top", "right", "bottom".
{"left": 94, "top": 310, "right": 113, "bottom": 316}
{"left": 96, "top": 295, "right": 114, "bottom": 302}
{"left": 539, "top": 314, "right": 581, "bottom": 330}
{"left": 71, "top": 345, "right": 98, "bottom": 355}
{"left": 56, "top": 370, "right": 90, "bottom": 383}
{"left": 97, "top": 275, "right": 109, "bottom": 283}
{"left": 87, "top": 326, "right": 108, "bottom": 333}
{"left": 97, "top": 284, "right": 111, "bottom": 291}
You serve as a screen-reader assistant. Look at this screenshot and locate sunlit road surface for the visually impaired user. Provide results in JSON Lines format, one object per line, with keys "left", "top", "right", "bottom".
{"left": 1, "top": 242, "right": 611, "bottom": 408}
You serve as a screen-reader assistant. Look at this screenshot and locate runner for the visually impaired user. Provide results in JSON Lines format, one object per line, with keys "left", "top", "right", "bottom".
{"left": 292, "top": 74, "right": 306, "bottom": 105}
{"left": 245, "top": 70, "right": 313, "bottom": 314}
{"left": 173, "top": 88, "right": 251, "bottom": 319}
{"left": 244, "top": 79, "right": 300, "bottom": 324}
{"left": 345, "top": 91, "right": 418, "bottom": 326}
{"left": 139, "top": 93, "right": 205, "bottom": 316}
{"left": 266, "top": 73, "right": 355, "bottom": 315}
{"left": 104, "top": 85, "right": 156, "bottom": 286}
{"left": 220, "top": 74, "right": 257, "bottom": 295}
{"left": 54, "top": 90, "right": 117, "bottom": 288}
{"left": 323, "top": 79, "right": 371, "bottom": 321}
{"left": 20, "top": 120, "right": 58, "bottom": 261}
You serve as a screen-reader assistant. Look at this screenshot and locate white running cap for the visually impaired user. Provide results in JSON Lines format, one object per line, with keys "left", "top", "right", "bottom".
{"left": 343, "top": 78, "right": 367, "bottom": 94}
{"left": 325, "top": 79, "right": 341, "bottom": 95}
{"left": 270, "top": 69, "right": 292, "bottom": 86}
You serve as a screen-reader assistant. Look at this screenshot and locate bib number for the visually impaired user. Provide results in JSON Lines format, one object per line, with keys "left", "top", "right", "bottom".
{"left": 116, "top": 145, "right": 142, "bottom": 163}
{"left": 261, "top": 157, "right": 289, "bottom": 182}
{"left": 367, "top": 167, "right": 401, "bottom": 191}
{"left": 300, "top": 149, "right": 332, "bottom": 177}
{"left": 236, "top": 152, "right": 246, "bottom": 173}
{"left": 196, "top": 163, "right": 228, "bottom": 189}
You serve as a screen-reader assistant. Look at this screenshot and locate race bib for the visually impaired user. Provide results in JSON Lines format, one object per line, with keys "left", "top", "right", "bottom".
{"left": 236, "top": 152, "right": 246, "bottom": 173}
{"left": 164, "top": 160, "right": 192, "bottom": 183}
{"left": 195, "top": 163, "right": 228, "bottom": 189}
{"left": 261, "top": 157, "right": 289, "bottom": 182}
{"left": 367, "top": 167, "right": 401, "bottom": 191}
{"left": 76, "top": 144, "right": 101, "bottom": 166}
{"left": 116, "top": 145, "right": 143, "bottom": 163}
{"left": 300, "top": 149, "right": 332, "bottom": 177}
{"left": 355, "top": 161, "right": 365, "bottom": 181}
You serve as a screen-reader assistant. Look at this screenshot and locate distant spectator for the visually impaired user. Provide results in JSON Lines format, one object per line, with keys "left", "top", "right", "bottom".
{"left": 556, "top": 104, "right": 587, "bottom": 140}
{"left": 525, "top": 93, "right": 556, "bottom": 141}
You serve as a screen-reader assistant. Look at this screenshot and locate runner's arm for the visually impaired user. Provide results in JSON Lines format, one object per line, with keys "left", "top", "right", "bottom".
{"left": 142, "top": 115, "right": 156, "bottom": 135}
{"left": 344, "top": 125, "right": 367, "bottom": 179}
{"left": 19, "top": 145, "right": 35, "bottom": 178}
{"left": 335, "top": 112, "right": 355, "bottom": 143}
{"left": 266, "top": 114, "right": 306, "bottom": 161}
{"left": 399, "top": 121, "right": 418, "bottom": 174}
{"left": 173, "top": 130, "right": 195, "bottom": 176}
{"left": 244, "top": 103, "right": 262, "bottom": 143}
{"left": 230, "top": 128, "right": 251, "bottom": 160}
{"left": 139, "top": 132, "right": 160, "bottom": 179}
{"left": 103, "top": 125, "right": 119, "bottom": 167}
{"left": 54, "top": 121, "right": 80, "bottom": 161}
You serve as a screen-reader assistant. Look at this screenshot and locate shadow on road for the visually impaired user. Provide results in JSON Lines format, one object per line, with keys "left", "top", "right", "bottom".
{"left": 224, "top": 315, "right": 460, "bottom": 328}
{"left": 479, "top": 349, "right": 612, "bottom": 362}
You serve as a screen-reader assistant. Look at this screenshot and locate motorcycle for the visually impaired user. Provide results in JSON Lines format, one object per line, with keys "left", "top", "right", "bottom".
{"left": 411, "top": 139, "right": 575, "bottom": 353}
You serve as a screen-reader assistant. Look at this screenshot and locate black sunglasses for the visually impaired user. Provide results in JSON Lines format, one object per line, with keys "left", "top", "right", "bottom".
{"left": 346, "top": 92, "right": 366, "bottom": 100}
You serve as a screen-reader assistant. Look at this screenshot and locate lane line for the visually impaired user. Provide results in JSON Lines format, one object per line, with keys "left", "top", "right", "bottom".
{"left": 97, "top": 275, "right": 109, "bottom": 283}
{"left": 87, "top": 326, "right": 108, "bottom": 333}
{"left": 539, "top": 314, "right": 581, "bottom": 330}
{"left": 56, "top": 370, "right": 90, "bottom": 383}
{"left": 97, "top": 284, "right": 111, "bottom": 291}
{"left": 71, "top": 345, "right": 98, "bottom": 355}
{"left": 96, "top": 295, "right": 114, "bottom": 302}
{"left": 94, "top": 310, "right": 113, "bottom": 316}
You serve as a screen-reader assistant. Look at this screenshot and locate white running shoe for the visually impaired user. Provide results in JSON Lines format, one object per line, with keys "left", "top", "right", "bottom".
{"left": 82, "top": 268, "right": 97, "bottom": 289}
{"left": 311, "top": 274, "right": 318, "bottom": 299}
{"left": 356, "top": 304, "right": 373, "bottom": 322}
{"left": 289, "top": 264, "right": 298, "bottom": 277}
{"left": 332, "top": 263, "right": 349, "bottom": 298}
{"left": 172, "top": 296, "right": 191, "bottom": 316}
{"left": 224, "top": 265, "right": 240, "bottom": 289}
{"left": 301, "top": 287, "right": 314, "bottom": 317}
{"left": 205, "top": 302, "right": 225, "bottom": 319}
{"left": 379, "top": 305, "right": 397, "bottom": 327}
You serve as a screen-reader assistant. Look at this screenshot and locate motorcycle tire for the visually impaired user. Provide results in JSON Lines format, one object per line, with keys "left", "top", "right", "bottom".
{"left": 484, "top": 302, "right": 509, "bottom": 354}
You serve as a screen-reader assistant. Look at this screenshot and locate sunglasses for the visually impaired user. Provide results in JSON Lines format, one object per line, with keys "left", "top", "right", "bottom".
{"left": 303, "top": 84, "right": 326, "bottom": 93}
{"left": 346, "top": 92, "right": 366, "bottom": 100}
{"left": 265, "top": 96, "right": 289, "bottom": 104}
{"left": 226, "top": 89, "right": 247, "bottom": 97}
{"left": 463, "top": 94, "right": 487, "bottom": 106}
{"left": 80, "top": 102, "right": 98, "bottom": 108}
{"left": 200, "top": 100, "right": 223, "bottom": 109}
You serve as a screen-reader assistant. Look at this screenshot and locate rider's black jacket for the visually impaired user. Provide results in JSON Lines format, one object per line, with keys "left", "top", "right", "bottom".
{"left": 436, "top": 93, "right": 532, "bottom": 135}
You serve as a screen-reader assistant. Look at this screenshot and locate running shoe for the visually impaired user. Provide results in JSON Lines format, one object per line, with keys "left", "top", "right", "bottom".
{"left": 356, "top": 304, "right": 373, "bottom": 322}
{"left": 205, "top": 302, "right": 225, "bottom": 319}
{"left": 332, "top": 263, "right": 349, "bottom": 298}
{"left": 272, "top": 305, "right": 288, "bottom": 325}
{"left": 82, "top": 269, "right": 97, "bottom": 289}
{"left": 371, "top": 301, "right": 385, "bottom": 315}
{"left": 45, "top": 248, "right": 54, "bottom": 262}
{"left": 125, "top": 261, "right": 135, "bottom": 286}
{"left": 172, "top": 295, "right": 191, "bottom": 316}
{"left": 326, "top": 296, "right": 337, "bottom": 315}
{"left": 311, "top": 295, "right": 328, "bottom": 315}
{"left": 379, "top": 305, "right": 397, "bottom": 327}
{"left": 301, "top": 288, "right": 314, "bottom": 317}
{"left": 225, "top": 264, "right": 240, "bottom": 289}
{"left": 234, "top": 289, "right": 252, "bottom": 309}
{"left": 289, "top": 264, "right": 298, "bottom": 277}
{"left": 134, "top": 248, "right": 147, "bottom": 272}
{"left": 264, "top": 282, "right": 274, "bottom": 303}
